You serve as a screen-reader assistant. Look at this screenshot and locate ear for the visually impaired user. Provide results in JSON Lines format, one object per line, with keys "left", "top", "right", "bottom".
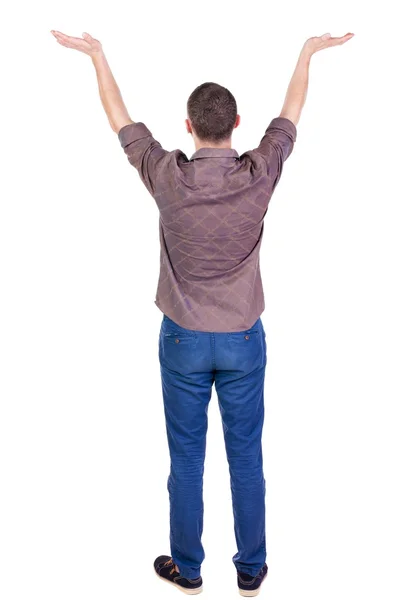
{"left": 185, "top": 118, "right": 193, "bottom": 134}
{"left": 234, "top": 114, "right": 241, "bottom": 129}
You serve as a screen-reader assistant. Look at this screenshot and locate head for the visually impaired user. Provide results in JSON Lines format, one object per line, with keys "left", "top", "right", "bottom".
{"left": 186, "top": 82, "right": 240, "bottom": 150}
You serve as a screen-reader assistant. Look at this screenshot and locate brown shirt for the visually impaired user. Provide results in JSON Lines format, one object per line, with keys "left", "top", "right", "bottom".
{"left": 118, "top": 117, "right": 297, "bottom": 332}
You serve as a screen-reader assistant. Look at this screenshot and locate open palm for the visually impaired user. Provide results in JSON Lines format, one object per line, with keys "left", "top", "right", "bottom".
{"left": 51, "top": 30, "right": 102, "bottom": 56}
{"left": 304, "top": 32, "right": 354, "bottom": 55}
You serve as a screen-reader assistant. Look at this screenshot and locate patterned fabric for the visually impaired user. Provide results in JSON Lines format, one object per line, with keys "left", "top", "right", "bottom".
{"left": 118, "top": 117, "right": 297, "bottom": 332}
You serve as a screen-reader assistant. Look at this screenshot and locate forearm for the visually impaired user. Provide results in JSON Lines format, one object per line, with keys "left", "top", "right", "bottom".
{"left": 91, "top": 52, "right": 133, "bottom": 134}
{"left": 280, "top": 48, "right": 312, "bottom": 126}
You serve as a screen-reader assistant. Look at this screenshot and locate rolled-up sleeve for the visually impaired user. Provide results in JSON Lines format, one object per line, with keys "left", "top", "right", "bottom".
{"left": 118, "top": 122, "right": 168, "bottom": 196}
{"left": 254, "top": 117, "right": 297, "bottom": 181}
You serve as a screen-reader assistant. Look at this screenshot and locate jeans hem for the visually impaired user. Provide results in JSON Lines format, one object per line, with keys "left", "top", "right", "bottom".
{"left": 178, "top": 567, "right": 201, "bottom": 580}
{"left": 235, "top": 566, "right": 264, "bottom": 577}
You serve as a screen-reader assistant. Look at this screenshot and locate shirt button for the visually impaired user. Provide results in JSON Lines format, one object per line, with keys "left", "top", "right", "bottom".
{"left": 245, "top": 335, "right": 250, "bottom": 340}
{"left": 175, "top": 339, "right": 180, "bottom": 344}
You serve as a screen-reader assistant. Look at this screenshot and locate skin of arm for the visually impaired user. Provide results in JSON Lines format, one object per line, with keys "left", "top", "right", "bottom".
{"left": 91, "top": 52, "right": 133, "bottom": 133}
{"left": 280, "top": 32, "right": 354, "bottom": 126}
{"left": 51, "top": 30, "right": 133, "bottom": 134}
{"left": 51, "top": 30, "right": 354, "bottom": 133}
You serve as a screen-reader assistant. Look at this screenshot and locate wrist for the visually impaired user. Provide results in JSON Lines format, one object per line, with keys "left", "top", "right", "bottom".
{"left": 91, "top": 50, "right": 105, "bottom": 64}
{"left": 300, "top": 45, "right": 313, "bottom": 63}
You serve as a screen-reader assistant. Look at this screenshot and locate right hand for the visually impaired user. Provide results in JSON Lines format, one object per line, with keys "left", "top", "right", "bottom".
{"left": 303, "top": 32, "right": 354, "bottom": 57}
{"left": 51, "top": 30, "right": 103, "bottom": 57}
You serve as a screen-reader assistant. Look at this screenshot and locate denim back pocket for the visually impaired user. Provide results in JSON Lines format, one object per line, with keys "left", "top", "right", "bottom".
{"left": 226, "top": 321, "right": 266, "bottom": 370}
{"left": 163, "top": 331, "right": 197, "bottom": 346}
{"left": 227, "top": 328, "right": 260, "bottom": 345}
{"left": 227, "top": 319, "right": 261, "bottom": 342}
{"left": 159, "top": 317, "right": 198, "bottom": 371}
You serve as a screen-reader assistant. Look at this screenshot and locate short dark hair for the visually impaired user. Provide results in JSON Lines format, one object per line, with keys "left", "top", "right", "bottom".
{"left": 187, "top": 82, "right": 237, "bottom": 143}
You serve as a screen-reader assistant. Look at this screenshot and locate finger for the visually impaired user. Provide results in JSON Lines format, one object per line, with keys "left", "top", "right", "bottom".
{"left": 55, "top": 39, "right": 73, "bottom": 49}
{"left": 52, "top": 31, "right": 88, "bottom": 44}
{"left": 340, "top": 33, "right": 355, "bottom": 43}
{"left": 52, "top": 30, "right": 70, "bottom": 38}
{"left": 52, "top": 32, "right": 89, "bottom": 50}
{"left": 55, "top": 37, "right": 88, "bottom": 51}
{"left": 55, "top": 39, "right": 70, "bottom": 48}
{"left": 336, "top": 33, "right": 354, "bottom": 42}
{"left": 52, "top": 31, "right": 72, "bottom": 42}
{"left": 330, "top": 33, "right": 355, "bottom": 45}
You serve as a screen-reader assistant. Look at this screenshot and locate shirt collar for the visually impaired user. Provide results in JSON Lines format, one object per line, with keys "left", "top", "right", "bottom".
{"left": 190, "top": 147, "right": 239, "bottom": 160}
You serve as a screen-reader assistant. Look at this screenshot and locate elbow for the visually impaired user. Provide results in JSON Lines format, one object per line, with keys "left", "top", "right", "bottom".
{"left": 279, "top": 111, "right": 299, "bottom": 127}
{"left": 112, "top": 118, "right": 135, "bottom": 136}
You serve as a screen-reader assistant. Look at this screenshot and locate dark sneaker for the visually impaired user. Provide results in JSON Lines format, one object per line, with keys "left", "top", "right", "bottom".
{"left": 237, "top": 564, "right": 268, "bottom": 597}
{"left": 154, "top": 555, "right": 203, "bottom": 595}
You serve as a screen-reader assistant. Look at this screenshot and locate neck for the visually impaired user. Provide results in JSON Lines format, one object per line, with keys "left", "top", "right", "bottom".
{"left": 194, "top": 138, "right": 232, "bottom": 151}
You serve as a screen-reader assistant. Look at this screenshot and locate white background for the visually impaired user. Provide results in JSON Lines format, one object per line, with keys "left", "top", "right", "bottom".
{"left": 1, "top": 1, "right": 407, "bottom": 599}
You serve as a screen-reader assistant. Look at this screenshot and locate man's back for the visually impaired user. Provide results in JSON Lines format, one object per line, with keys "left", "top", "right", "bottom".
{"left": 51, "top": 28, "right": 354, "bottom": 597}
{"left": 118, "top": 117, "right": 297, "bottom": 331}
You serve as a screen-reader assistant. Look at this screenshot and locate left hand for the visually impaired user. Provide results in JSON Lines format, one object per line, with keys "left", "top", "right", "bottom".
{"left": 302, "top": 32, "right": 354, "bottom": 57}
{"left": 50, "top": 30, "right": 103, "bottom": 56}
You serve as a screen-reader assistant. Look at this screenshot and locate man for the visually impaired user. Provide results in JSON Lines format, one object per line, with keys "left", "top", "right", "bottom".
{"left": 51, "top": 29, "right": 353, "bottom": 597}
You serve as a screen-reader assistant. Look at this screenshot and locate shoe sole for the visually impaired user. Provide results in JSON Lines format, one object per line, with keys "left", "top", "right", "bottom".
{"left": 238, "top": 571, "right": 268, "bottom": 596}
{"left": 154, "top": 568, "right": 203, "bottom": 595}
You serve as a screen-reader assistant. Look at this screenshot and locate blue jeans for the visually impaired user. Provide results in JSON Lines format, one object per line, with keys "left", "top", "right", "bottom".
{"left": 158, "top": 314, "right": 267, "bottom": 580}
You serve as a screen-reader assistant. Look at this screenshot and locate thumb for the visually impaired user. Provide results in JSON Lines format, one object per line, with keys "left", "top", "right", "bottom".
{"left": 82, "top": 32, "right": 92, "bottom": 40}
{"left": 321, "top": 33, "right": 331, "bottom": 40}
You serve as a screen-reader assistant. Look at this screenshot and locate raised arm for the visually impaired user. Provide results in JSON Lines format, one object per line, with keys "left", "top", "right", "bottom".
{"left": 50, "top": 30, "right": 133, "bottom": 133}
{"left": 280, "top": 32, "right": 354, "bottom": 126}
{"left": 51, "top": 30, "right": 169, "bottom": 198}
